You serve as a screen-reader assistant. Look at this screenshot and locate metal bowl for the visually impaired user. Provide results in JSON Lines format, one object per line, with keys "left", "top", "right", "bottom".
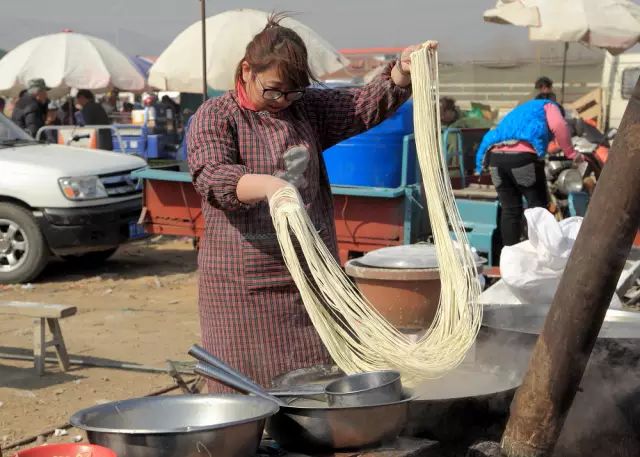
{"left": 70, "top": 394, "right": 279, "bottom": 457}
{"left": 556, "top": 168, "right": 584, "bottom": 195}
{"left": 266, "top": 393, "right": 412, "bottom": 451}
{"left": 324, "top": 370, "right": 403, "bottom": 407}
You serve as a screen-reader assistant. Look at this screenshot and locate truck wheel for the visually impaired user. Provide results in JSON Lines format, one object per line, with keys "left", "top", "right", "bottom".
{"left": 62, "top": 247, "right": 118, "bottom": 266}
{"left": 0, "top": 203, "right": 49, "bottom": 284}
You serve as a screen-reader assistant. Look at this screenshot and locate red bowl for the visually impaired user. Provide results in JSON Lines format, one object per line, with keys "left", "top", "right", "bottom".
{"left": 14, "top": 443, "right": 117, "bottom": 457}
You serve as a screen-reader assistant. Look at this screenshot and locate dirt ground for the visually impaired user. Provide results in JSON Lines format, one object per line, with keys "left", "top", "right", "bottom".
{"left": 0, "top": 237, "right": 201, "bottom": 452}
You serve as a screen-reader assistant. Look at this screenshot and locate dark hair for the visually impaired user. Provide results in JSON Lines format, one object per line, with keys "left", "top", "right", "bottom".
{"left": 535, "top": 92, "right": 565, "bottom": 117}
{"left": 535, "top": 76, "right": 553, "bottom": 90}
{"left": 19, "top": 89, "right": 27, "bottom": 98}
{"left": 535, "top": 92, "right": 557, "bottom": 102}
{"left": 234, "top": 12, "right": 317, "bottom": 89}
{"left": 439, "top": 96, "right": 460, "bottom": 125}
{"left": 76, "top": 89, "right": 95, "bottom": 100}
{"left": 440, "top": 96, "right": 457, "bottom": 112}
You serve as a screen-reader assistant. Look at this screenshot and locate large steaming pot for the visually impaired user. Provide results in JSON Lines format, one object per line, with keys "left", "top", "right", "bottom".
{"left": 477, "top": 304, "right": 640, "bottom": 371}
{"left": 478, "top": 304, "right": 640, "bottom": 457}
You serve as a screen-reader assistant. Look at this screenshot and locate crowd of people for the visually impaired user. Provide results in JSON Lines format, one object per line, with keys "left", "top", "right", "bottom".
{"left": 0, "top": 79, "right": 183, "bottom": 151}
{"left": 1, "top": 68, "right": 577, "bottom": 250}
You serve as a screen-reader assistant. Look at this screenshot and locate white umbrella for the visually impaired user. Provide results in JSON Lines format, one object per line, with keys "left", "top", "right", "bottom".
{"left": 149, "top": 8, "right": 350, "bottom": 93}
{"left": 0, "top": 31, "right": 146, "bottom": 98}
{"left": 483, "top": 0, "right": 640, "bottom": 100}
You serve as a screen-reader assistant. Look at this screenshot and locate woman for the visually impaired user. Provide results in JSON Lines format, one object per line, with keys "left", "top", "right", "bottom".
{"left": 475, "top": 98, "right": 577, "bottom": 246}
{"left": 188, "top": 14, "right": 429, "bottom": 391}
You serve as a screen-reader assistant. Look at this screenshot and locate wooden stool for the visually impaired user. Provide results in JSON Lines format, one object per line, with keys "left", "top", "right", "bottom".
{"left": 0, "top": 301, "right": 77, "bottom": 375}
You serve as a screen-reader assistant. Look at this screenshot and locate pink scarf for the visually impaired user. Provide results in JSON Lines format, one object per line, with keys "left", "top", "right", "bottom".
{"left": 236, "top": 80, "right": 257, "bottom": 111}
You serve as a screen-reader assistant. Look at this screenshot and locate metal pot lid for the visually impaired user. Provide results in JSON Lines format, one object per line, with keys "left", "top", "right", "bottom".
{"left": 356, "top": 244, "right": 438, "bottom": 269}
{"left": 355, "top": 243, "right": 485, "bottom": 269}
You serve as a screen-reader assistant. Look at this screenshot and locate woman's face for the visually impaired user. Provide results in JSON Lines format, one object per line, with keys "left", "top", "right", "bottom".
{"left": 242, "top": 62, "right": 301, "bottom": 113}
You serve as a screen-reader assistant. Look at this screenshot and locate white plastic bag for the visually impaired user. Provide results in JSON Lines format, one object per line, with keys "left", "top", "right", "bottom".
{"left": 499, "top": 208, "right": 621, "bottom": 307}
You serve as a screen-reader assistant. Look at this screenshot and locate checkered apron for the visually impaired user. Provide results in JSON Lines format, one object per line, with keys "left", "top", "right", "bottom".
{"left": 187, "top": 63, "right": 411, "bottom": 392}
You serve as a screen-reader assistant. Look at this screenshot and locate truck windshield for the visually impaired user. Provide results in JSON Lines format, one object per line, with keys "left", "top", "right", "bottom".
{"left": 0, "top": 114, "right": 38, "bottom": 146}
{"left": 622, "top": 67, "right": 640, "bottom": 99}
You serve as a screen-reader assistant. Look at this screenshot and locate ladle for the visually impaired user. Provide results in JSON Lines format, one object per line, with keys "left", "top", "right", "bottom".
{"left": 189, "top": 344, "right": 402, "bottom": 406}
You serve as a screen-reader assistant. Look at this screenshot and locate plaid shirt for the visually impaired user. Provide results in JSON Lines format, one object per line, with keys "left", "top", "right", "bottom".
{"left": 187, "top": 62, "right": 411, "bottom": 390}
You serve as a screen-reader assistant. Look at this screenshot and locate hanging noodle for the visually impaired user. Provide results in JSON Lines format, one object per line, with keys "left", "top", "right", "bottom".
{"left": 268, "top": 45, "right": 482, "bottom": 384}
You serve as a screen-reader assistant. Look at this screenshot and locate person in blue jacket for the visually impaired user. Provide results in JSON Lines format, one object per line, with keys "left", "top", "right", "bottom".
{"left": 475, "top": 99, "right": 577, "bottom": 246}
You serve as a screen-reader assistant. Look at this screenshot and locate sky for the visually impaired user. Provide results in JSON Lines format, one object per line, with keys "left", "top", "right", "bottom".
{"left": 0, "top": 0, "right": 607, "bottom": 62}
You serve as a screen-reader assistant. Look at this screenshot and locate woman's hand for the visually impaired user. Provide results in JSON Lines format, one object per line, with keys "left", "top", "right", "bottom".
{"left": 572, "top": 152, "right": 585, "bottom": 164}
{"left": 399, "top": 41, "right": 438, "bottom": 75}
{"left": 237, "top": 174, "right": 293, "bottom": 204}
{"left": 264, "top": 176, "right": 293, "bottom": 202}
{"left": 392, "top": 41, "right": 439, "bottom": 87}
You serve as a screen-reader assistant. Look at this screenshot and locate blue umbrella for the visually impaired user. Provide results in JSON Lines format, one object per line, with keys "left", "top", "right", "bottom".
{"left": 129, "top": 55, "right": 154, "bottom": 79}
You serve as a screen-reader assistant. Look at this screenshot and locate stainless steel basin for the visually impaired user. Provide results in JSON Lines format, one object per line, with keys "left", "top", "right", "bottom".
{"left": 70, "top": 394, "right": 279, "bottom": 457}
{"left": 482, "top": 304, "right": 640, "bottom": 339}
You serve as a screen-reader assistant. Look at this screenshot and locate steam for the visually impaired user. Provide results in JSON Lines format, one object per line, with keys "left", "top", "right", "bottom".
{"left": 555, "top": 340, "right": 640, "bottom": 456}
{"left": 475, "top": 329, "right": 640, "bottom": 457}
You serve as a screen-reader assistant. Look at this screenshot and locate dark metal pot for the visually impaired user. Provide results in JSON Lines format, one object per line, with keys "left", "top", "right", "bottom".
{"left": 477, "top": 304, "right": 640, "bottom": 457}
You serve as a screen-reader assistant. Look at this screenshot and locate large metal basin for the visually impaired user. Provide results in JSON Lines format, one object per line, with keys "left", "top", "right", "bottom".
{"left": 405, "top": 363, "right": 521, "bottom": 441}
{"left": 478, "top": 304, "right": 640, "bottom": 372}
{"left": 70, "top": 394, "right": 279, "bottom": 457}
{"left": 482, "top": 304, "right": 640, "bottom": 339}
{"left": 271, "top": 363, "right": 521, "bottom": 443}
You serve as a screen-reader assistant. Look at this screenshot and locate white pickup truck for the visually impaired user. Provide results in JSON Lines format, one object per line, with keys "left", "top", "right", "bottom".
{"left": 602, "top": 51, "right": 640, "bottom": 129}
{"left": 0, "top": 114, "right": 146, "bottom": 284}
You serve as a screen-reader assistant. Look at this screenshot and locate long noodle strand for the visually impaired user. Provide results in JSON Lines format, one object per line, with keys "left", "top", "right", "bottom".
{"left": 268, "top": 46, "right": 482, "bottom": 384}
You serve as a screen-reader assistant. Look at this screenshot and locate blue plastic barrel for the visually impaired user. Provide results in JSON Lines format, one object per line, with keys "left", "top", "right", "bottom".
{"left": 323, "top": 100, "right": 415, "bottom": 187}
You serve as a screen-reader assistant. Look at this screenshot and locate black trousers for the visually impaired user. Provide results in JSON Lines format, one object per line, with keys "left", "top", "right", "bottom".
{"left": 489, "top": 152, "right": 549, "bottom": 246}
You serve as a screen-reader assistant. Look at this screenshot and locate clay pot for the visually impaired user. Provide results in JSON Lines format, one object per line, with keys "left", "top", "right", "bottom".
{"left": 344, "top": 260, "right": 441, "bottom": 331}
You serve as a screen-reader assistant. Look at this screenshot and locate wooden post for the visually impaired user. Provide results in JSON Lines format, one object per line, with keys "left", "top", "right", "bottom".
{"left": 33, "top": 318, "right": 45, "bottom": 376}
{"left": 46, "top": 318, "right": 71, "bottom": 372}
{"left": 500, "top": 78, "right": 640, "bottom": 456}
{"left": 200, "top": 0, "right": 208, "bottom": 103}
{"left": 560, "top": 42, "right": 569, "bottom": 104}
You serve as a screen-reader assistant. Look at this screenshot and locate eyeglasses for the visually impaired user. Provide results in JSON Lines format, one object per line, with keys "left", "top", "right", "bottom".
{"left": 256, "top": 77, "right": 305, "bottom": 102}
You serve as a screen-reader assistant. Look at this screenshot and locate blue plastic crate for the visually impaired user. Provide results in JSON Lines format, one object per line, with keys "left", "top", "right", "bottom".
{"left": 112, "top": 134, "right": 174, "bottom": 159}
{"left": 112, "top": 135, "right": 145, "bottom": 154}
